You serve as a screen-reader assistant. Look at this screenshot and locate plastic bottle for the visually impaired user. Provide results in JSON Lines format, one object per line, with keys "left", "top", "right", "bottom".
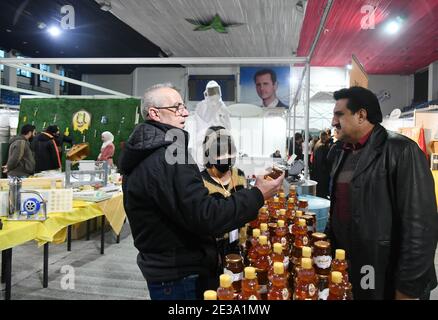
{"left": 294, "top": 257, "right": 318, "bottom": 300}
{"left": 217, "top": 274, "right": 235, "bottom": 300}
{"left": 268, "top": 262, "right": 290, "bottom": 300}
{"left": 239, "top": 267, "right": 261, "bottom": 300}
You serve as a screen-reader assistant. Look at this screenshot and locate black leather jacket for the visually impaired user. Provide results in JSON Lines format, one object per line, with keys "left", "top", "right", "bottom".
{"left": 326, "top": 124, "right": 438, "bottom": 299}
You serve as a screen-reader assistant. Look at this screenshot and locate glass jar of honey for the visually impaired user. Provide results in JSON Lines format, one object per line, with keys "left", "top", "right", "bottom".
{"left": 298, "top": 198, "right": 308, "bottom": 212}
{"left": 302, "top": 215, "right": 315, "bottom": 237}
{"left": 224, "top": 254, "right": 244, "bottom": 293}
{"left": 313, "top": 241, "right": 332, "bottom": 276}
{"left": 311, "top": 232, "right": 327, "bottom": 247}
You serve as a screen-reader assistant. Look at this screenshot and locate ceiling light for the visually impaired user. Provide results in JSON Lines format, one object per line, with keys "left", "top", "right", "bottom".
{"left": 48, "top": 26, "right": 61, "bottom": 37}
{"left": 346, "top": 64, "right": 353, "bottom": 70}
{"left": 385, "top": 16, "right": 403, "bottom": 35}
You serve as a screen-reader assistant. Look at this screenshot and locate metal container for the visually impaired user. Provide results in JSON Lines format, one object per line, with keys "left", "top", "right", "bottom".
{"left": 8, "top": 177, "right": 22, "bottom": 217}
{"left": 0, "top": 126, "right": 10, "bottom": 143}
{"left": 297, "top": 179, "right": 318, "bottom": 196}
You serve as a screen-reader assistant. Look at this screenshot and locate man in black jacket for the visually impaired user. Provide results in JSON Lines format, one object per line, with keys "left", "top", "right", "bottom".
{"left": 32, "top": 125, "right": 62, "bottom": 173}
{"left": 120, "top": 83, "right": 283, "bottom": 300}
{"left": 327, "top": 86, "right": 438, "bottom": 300}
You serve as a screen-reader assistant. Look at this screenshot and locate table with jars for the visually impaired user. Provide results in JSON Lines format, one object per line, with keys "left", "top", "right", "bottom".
{"left": 203, "top": 185, "right": 353, "bottom": 301}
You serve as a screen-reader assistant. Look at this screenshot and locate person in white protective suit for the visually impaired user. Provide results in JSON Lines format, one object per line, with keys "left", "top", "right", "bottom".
{"left": 193, "top": 81, "right": 231, "bottom": 168}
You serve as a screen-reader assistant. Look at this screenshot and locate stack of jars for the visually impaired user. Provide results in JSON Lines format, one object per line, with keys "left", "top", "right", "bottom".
{"left": 205, "top": 185, "right": 353, "bottom": 300}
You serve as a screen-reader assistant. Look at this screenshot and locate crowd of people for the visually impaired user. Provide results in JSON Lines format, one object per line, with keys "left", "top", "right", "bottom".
{"left": 2, "top": 83, "right": 437, "bottom": 301}
{"left": 120, "top": 83, "right": 437, "bottom": 300}
{"left": 2, "top": 125, "right": 114, "bottom": 177}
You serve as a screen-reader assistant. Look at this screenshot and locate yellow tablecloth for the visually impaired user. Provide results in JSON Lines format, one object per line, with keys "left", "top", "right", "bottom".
{"left": 97, "top": 193, "right": 125, "bottom": 235}
{"left": 36, "top": 203, "right": 104, "bottom": 246}
{"left": 0, "top": 193, "right": 126, "bottom": 251}
{"left": 0, "top": 220, "right": 41, "bottom": 251}
{"left": 432, "top": 170, "right": 438, "bottom": 207}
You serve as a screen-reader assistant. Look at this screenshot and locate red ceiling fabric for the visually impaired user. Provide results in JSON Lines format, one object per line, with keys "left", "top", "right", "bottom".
{"left": 298, "top": 0, "right": 438, "bottom": 74}
{"left": 296, "top": 0, "right": 329, "bottom": 57}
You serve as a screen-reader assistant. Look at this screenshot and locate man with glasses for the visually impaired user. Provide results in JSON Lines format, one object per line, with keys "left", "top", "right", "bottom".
{"left": 120, "top": 83, "right": 284, "bottom": 300}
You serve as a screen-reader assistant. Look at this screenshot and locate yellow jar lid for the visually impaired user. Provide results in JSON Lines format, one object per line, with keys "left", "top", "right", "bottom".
{"left": 204, "top": 290, "right": 217, "bottom": 300}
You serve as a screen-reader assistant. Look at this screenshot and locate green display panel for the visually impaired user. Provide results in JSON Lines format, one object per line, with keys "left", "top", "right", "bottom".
{"left": 19, "top": 98, "right": 141, "bottom": 167}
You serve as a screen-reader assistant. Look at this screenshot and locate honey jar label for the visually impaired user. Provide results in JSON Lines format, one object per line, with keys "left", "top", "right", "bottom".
{"left": 224, "top": 268, "right": 243, "bottom": 282}
{"left": 318, "top": 288, "right": 329, "bottom": 300}
{"left": 303, "top": 236, "right": 309, "bottom": 246}
{"left": 281, "top": 237, "right": 287, "bottom": 247}
{"left": 313, "top": 255, "right": 332, "bottom": 269}
{"left": 283, "top": 256, "right": 290, "bottom": 270}
{"left": 282, "top": 288, "right": 290, "bottom": 300}
{"left": 308, "top": 283, "right": 317, "bottom": 297}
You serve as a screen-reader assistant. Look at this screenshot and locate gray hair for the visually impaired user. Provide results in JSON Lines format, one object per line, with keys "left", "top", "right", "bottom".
{"left": 141, "top": 83, "right": 176, "bottom": 120}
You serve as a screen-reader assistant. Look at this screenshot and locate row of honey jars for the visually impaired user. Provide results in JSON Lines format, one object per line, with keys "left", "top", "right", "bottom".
{"left": 207, "top": 269, "right": 348, "bottom": 301}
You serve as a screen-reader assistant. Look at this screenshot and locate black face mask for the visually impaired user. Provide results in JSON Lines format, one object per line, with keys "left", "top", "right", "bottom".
{"left": 214, "top": 163, "right": 231, "bottom": 174}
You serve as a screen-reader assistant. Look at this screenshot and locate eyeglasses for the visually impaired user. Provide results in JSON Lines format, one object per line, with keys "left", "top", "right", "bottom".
{"left": 157, "top": 103, "right": 188, "bottom": 116}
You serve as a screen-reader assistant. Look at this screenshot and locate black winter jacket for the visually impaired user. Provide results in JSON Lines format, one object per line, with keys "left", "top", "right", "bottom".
{"left": 119, "top": 121, "right": 264, "bottom": 284}
{"left": 327, "top": 124, "right": 438, "bottom": 299}
{"left": 32, "top": 132, "right": 60, "bottom": 173}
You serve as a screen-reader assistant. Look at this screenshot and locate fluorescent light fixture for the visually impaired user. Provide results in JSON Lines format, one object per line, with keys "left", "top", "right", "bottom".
{"left": 48, "top": 26, "right": 61, "bottom": 37}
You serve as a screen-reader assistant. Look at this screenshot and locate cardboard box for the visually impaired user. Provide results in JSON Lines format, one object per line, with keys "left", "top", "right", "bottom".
{"left": 430, "top": 141, "right": 438, "bottom": 154}
{"left": 71, "top": 216, "right": 110, "bottom": 240}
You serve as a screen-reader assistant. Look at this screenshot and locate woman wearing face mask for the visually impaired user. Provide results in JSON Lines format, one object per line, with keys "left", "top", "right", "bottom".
{"left": 201, "top": 126, "right": 247, "bottom": 275}
{"left": 97, "top": 131, "right": 115, "bottom": 167}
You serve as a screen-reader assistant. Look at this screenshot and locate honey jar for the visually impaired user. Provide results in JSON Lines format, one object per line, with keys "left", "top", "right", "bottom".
{"left": 224, "top": 254, "right": 244, "bottom": 293}
{"left": 313, "top": 241, "right": 332, "bottom": 276}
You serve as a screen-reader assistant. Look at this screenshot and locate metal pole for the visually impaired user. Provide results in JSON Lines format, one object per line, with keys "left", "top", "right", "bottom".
{"left": 67, "top": 225, "right": 72, "bottom": 252}
{"left": 43, "top": 243, "right": 49, "bottom": 288}
{"left": 286, "top": 65, "right": 292, "bottom": 157}
{"left": 3, "top": 249, "right": 12, "bottom": 300}
{"left": 293, "top": 92, "right": 297, "bottom": 156}
{"left": 4, "top": 63, "right": 130, "bottom": 97}
{"left": 304, "top": 63, "right": 311, "bottom": 179}
{"left": 290, "top": 0, "right": 334, "bottom": 113}
{"left": 0, "top": 57, "right": 308, "bottom": 65}
{"left": 101, "top": 215, "right": 105, "bottom": 255}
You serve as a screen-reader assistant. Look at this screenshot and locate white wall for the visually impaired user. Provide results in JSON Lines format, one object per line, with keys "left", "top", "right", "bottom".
{"left": 81, "top": 74, "right": 133, "bottom": 96}
{"left": 291, "top": 67, "right": 348, "bottom": 131}
{"left": 368, "top": 74, "right": 414, "bottom": 116}
{"left": 133, "top": 67, "right": 186, "bottom": 98}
